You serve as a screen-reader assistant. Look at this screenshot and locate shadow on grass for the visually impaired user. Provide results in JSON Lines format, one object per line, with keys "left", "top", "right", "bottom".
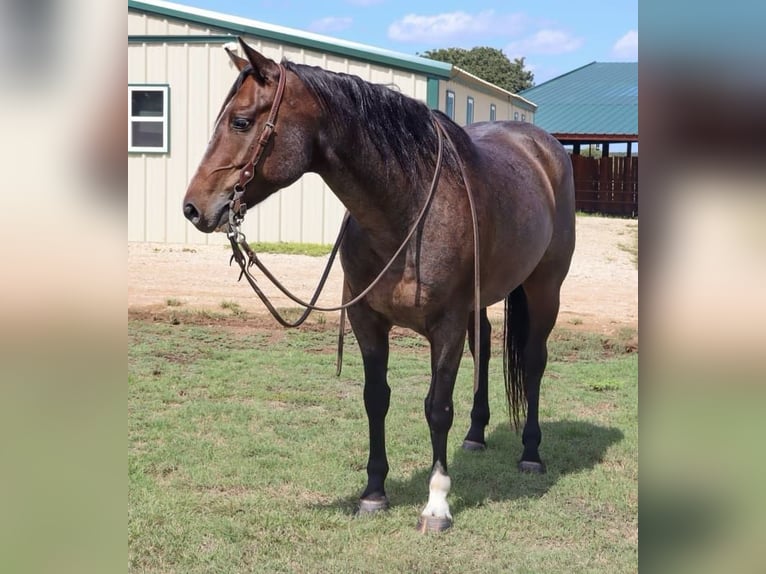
{"left": 314, "top": 420, "right": 623, "bottom": 516}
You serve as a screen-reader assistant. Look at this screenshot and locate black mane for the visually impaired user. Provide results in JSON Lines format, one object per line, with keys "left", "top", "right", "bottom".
{"left": 284, "top": 60, "right": 468, "bottom": 182}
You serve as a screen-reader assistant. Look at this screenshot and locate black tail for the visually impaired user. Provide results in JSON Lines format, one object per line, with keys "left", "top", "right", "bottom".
{"left": 504, "top": 286, "right": 529, "bottom": 431}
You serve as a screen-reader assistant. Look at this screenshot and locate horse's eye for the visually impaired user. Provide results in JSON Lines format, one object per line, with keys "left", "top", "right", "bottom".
{"left": 231, "top": 117, "right": 252, "bottom": 131}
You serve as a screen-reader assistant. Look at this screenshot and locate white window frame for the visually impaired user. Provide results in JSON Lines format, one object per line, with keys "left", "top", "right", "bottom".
{"left": 445, "top": 90, "right": 455, "bottom": 120}
{"left": 466, "top": 96, "right": 474, "bottom": 124}
{"left": 514, "top": 111, "right": 520, "bottom": 121}
{"left": 128, "top": 85, "right": 169, "bottom": 153}
{"left": 490, "top": 104, "right": 497, "bottom": 122}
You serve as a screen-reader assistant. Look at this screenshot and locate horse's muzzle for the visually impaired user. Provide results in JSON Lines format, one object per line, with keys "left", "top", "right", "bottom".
{"left": 183, "top": 199, "right": 229, "bottom": 233}
{"left": 183, "top": 202, "right": 200, "bottom": 225}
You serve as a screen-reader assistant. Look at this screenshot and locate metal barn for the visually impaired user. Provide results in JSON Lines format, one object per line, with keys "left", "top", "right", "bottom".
{"left": 128, "top": 0, "right": 536, "bottom": 245}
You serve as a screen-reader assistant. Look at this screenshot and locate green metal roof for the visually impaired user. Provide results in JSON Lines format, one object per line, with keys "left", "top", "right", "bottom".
{"left": 128, "top": 0, "right": 453, "bottom": 79}
{"left": 519, "top": 62, "right": 637, "bottom": 137}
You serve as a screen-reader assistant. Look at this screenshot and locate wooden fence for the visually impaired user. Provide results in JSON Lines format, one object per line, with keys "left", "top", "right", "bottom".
{"left": 570, "top": 154, "right": 638, "bottom": 217}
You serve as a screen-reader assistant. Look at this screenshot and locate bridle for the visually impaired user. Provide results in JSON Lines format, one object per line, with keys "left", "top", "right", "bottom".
{"left": 224, "top": 64, "right": 482, "bottom": 392}
{"left": 227, "top": 62, "right": 288, "bottom": 228}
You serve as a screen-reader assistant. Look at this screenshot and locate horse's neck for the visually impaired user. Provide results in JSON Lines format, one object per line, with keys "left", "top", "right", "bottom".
{"left": 315, "top": 128, "right": 423, "bottom": 241}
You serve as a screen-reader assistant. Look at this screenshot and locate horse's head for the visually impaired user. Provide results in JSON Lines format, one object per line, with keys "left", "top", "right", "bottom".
{"left": 183, "top": 38, "right": 318, "bottom": 232}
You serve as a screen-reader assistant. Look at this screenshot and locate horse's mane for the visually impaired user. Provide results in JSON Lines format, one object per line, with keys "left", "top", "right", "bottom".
{"left": 283, "top": 60, "right": 471, "bottom": 183}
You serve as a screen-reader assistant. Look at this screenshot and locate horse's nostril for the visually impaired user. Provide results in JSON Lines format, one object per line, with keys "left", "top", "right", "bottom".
{"left": 183, "top": 202, "right": 200, "bottom": 223}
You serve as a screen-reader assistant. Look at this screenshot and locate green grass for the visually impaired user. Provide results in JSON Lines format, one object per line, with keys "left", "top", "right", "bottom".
{"left": 129, "top": 316, "right": 637, "bottom": 573}
{"left": 243, "top": 242, "right": 334, "bottom": 257}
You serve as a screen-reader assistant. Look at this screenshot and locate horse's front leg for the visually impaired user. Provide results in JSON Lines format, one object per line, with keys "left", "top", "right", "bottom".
{"left": 418, "top": 315, "right": 467, "bottom": 532}
{"left": 347, "top": 298, "right": 393, "bottom": 514}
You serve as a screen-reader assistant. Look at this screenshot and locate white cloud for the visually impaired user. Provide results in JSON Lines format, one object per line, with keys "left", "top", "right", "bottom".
{"left": 506, "top": 28, "right": 584, "bottom": 57}
{"left": 612, "top": 29, "right": 638, "bottom": 59}
{"left": 388, "top": 10, "right": 524, "bottom": 43}
{"left": 308, "top": 16, "right": 353, "bottom": 34}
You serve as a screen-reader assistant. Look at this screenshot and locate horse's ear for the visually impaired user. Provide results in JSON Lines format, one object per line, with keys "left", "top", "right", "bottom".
{"left": 237, "top": 37, "right": 279, "bottom": 84}
{"left": 225, "top": 45, "right": 250, "bottom": 72}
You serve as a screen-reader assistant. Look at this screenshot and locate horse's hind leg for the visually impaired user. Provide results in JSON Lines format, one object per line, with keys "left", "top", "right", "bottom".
{"left": 463, "top": 308, "right": 491, "bottom": 450}
{"left": 518, "top": 272, "right": 564, "bottom": 473}
{"left": 347, "top": 295, "right": 393, "bottom": 514}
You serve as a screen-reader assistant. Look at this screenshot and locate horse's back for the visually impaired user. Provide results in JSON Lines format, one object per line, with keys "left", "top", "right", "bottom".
{"left": 466, "top": 121, "right": 576, "bottom": 294}
{"left": 467, "top": 121, "right": 573, "bottom": 210}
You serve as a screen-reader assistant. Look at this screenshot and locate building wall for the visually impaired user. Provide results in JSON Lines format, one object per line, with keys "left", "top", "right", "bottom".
{"left": 128, "top": 9, "right": 530, "bottom": 245}
{"left": 439, "top": 77, "right": 535, "bottom": 124}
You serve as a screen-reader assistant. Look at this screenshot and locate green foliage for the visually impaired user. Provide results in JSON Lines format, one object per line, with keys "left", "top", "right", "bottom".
{"left": 421, "top": 46, "right": 535, "bottom": 93}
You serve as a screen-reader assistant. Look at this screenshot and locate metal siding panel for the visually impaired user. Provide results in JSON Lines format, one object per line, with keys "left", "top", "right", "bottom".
{"left": 413, "top": 76, "right": 428, "bottom": 103}
{"left": 146, "top": 15, "right": 169, "bottom": 35}
{"left": 391, "top": 69, "right": 415, "bottom": 99}
{"left": 145, "top": 43, "right": 167, "bottom": 83}
{"left": 370, "top": 64, "right": 392, "bottom": 85}
{"left": 281, "top": 45, "right": 304, "bottom": 64}
{"left": 323, "top": 189, "right": 346, "bottom": 245}
{"left": 128, "top": 44, "right": 146, "bottom": 82}
{"left": 300, "top": 173, "right": 326, "bottom": 243}
{"left": 470, "top": 91, "right": 492, "bottom": 123}
{"left": 128, "top": 12, "right": 148, "bottom": 35}
{"left": 186, "top": 45, "right": 212, "bottom": 245}
{"left": 142, "top": 45, "right": 169, "bottom": 242}
{"left": 144, "top": 156, "right": 167, "bottom": 242}
{"left": 302, "top": 50, "right": 325, "bottom": 68}
{"left": 165, "top": 44, "right": 190, "bottom": 244}
{"left": 280, "top": 182, "right": 303, "bottom": 242}
{"left": 128, "top": 158, "right": 146, "bottom": 241}
{"left": 347, "top": 60, "right": 370, "bottom": 81}
{"left": 324, "top": 54, "right": 348, "bottom": 74}
{"left": 256, "top": 194, "right": 281, "bottom": 242}
{"left": 166, "top": 20, "right": 189, "bottom": 35}
{"left": 128, "top": 43, "right": 146, "bottom": 241}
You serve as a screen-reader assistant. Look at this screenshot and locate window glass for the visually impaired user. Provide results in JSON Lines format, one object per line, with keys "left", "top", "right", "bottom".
{"left": 128, "top": 86, "right": 169, "bottom": 153}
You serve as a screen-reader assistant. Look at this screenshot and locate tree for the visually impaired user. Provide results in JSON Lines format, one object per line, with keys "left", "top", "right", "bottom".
{"left": 419, "top": 47, "right": 534, "bottom": 93}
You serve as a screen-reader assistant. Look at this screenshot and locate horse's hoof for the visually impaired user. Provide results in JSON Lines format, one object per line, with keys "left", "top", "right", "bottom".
{"left": 462, "top": 439, "right": 486, "bottom": 451}
{"left": 518, "top": 460, "right": 546, "bottom": 474}
{"left": 357, "top": 497, "right": 389, "bottom": 515}
{"left": 416, "top": 515, "right": 452, "bottom": 533}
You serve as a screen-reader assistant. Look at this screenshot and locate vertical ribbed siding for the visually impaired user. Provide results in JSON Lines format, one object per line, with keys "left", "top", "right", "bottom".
{"left": 128, "top": 13, "right": 443, "bottom": 245}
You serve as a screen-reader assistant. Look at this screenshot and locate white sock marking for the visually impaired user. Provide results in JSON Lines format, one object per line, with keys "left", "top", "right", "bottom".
{"left": 421, "top": 467, "right": 452, "bottom": 519}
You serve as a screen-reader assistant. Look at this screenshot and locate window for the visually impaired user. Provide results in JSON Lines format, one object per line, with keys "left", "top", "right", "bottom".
{"left": 129, "top": 85, "right": 169, "bottom": 153}
{"left": 514, "top": 111, "right": 519, "bottom": 121}
{"left": 466, "top": 96, "right": 474, "bottom": 124}
{"left": 521, "top": 113, "right": 526, "bottom": 122}
{"left": 489, "top": 104, "right": 496, "bottom": 122}
{"left": 445, "top": 90, "right": 455, "bottom": 120}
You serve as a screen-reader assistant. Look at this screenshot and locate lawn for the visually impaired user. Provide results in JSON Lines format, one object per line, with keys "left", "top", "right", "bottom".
{"left": 129, "top": 313, "right": 637, "bottom": 573}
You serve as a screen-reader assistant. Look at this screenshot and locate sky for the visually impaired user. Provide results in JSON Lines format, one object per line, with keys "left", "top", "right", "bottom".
{"left": 172, "top": 0, "right": 638, "bottom": 85}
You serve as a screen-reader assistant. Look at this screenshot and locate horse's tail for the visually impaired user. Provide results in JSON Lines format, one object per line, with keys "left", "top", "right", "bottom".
{"left": 504, "top": 286, "right": 529, "bottom": 431}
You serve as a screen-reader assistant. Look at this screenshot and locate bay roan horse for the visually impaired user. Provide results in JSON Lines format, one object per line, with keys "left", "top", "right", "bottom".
{"left": 183, "top": 38, "right": 575, "bottom": 532}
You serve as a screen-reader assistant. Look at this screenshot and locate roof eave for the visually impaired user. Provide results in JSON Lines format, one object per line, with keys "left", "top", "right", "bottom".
{"left": 450, "top": 67, "right": 537, "bottom": 111}
{"left": 128, "top": 0, "right": 453, "bottom": 79}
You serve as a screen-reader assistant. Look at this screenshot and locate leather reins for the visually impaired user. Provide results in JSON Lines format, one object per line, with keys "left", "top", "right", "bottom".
{"left": 225, "top": 64, "right": 482, "bottom": 393}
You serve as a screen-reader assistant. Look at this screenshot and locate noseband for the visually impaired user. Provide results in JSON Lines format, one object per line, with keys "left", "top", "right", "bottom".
{"left": 228, "top": 62, "right": 288, "bottom": 227}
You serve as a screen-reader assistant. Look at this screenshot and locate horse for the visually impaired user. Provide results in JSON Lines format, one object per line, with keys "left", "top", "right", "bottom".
{"left": 183, "top": 38, "right": 575, "bottom": 532}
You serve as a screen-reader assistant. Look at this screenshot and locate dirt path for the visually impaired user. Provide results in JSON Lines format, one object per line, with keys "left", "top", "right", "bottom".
{"left": 128, "top": 215, "right": 637, "bottom": 334}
